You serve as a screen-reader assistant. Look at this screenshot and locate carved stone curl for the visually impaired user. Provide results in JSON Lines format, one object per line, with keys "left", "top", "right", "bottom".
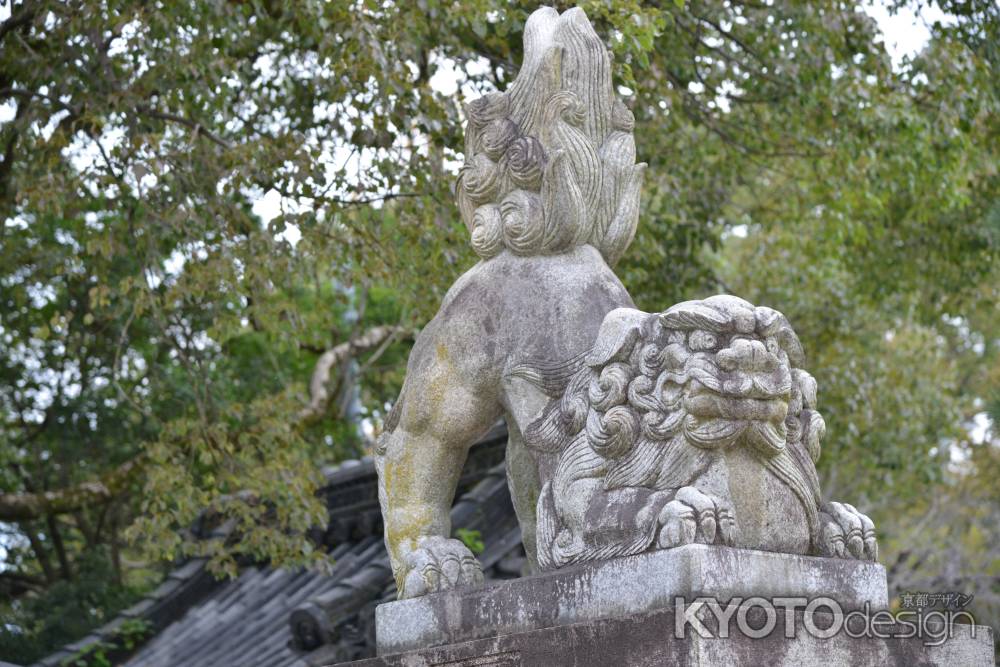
{"left": 454, "top": 7, "right": 645, "bottom": 264}
{"left": 519, "top": 295, "right": 877, "bottom": 570}
{"left": 374, "top": 6, "right": 875, "bottom": 602}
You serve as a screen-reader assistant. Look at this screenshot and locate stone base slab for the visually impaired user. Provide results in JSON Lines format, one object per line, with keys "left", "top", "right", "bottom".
{"left": 375, "top": 545, "right": 889, "bottom": 655}
{"left": 349, "top": 606, "right": 993, "bottom": 667}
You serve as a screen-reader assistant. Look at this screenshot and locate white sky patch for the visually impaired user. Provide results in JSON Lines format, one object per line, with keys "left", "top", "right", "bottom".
{"left": 714, "top": 80, "right": 742, "bottom": 113}
{"left": 164, "top": 248, "right": 187, "bottom": 276}
{"left": 38, "top": 109, "right": 70, "bottom": 141}
{"left": 0, "top": 100, "right": 16, "bottom": 124}
{"left": 969, "top": 411, "right": 993, "bottom": 445}
{"left": 428, "top": 58, "right": 462, "bottom": 97}
{"left": 276, "top": 222, "right": 302, "bottom": 246}
{"left": 251, "top": 188, "right": 307, "bottom": 246}
{"left": 864, "top": 1, "right": 955, "bottom": 69}
{"left": 252, "top": 188, "right": 283, "bottom": 225}
{"left": 106, "top": 19, "right": 143, "bottom": 58}
{"left": 4, "top": 214, "right": 29, "bottom": 231}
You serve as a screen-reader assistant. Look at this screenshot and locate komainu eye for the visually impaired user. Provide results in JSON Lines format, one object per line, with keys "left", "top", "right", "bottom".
{"left": 688, "top": 331, "right": 717, "bottom": 351}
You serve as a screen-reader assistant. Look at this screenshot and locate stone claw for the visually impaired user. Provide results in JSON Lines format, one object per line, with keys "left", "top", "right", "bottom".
{"left": 657, "top": 499, "right": 696, "bottom": 548}
{"left": 657, "top": 486, "right": 736, "bottom": 549}
{"left": 819, "top": 501, "right": 878, "bottom": 561}
{"left": 843, "top": 502, "right": 878, "bottom": 562}
{"left": 717, "top": 503, "right": 737, "bottom": 545}
{"left": 400, "top": 536, "right": 484, "bottom": 599}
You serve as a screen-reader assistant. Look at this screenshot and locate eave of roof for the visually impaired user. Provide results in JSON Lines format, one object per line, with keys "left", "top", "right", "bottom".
{"left": 32, "top": 425, "right": 520, "bottom": 667}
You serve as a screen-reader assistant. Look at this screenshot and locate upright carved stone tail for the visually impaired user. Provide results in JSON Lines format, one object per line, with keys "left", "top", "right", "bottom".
{"left": 457, "top": 7, "right": 646, "bottom": 264}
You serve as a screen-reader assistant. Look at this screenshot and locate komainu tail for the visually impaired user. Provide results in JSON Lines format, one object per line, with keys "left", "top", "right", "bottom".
{"left": 457, "top": 7, "right": 645, "bottom": 265}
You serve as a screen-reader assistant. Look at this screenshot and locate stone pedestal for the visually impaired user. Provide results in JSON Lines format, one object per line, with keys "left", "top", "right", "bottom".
{"left": 342, "top": 545, "right": 994, "bottom": 666}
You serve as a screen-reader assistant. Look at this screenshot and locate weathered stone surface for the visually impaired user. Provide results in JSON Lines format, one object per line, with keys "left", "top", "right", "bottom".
{"left": 374, "top": 4, "right": 643, "bottom": 600}
{"left": 348, "top": 605, "right": 993, "bottom": 667}
{"left": 373, "top": 4, "right": 880, "bottom": 604}
{"left": 374, "top": 545, "right": 889, "bottom": 655}
{"left": 520, "top": 295, "right": 879, "bottom": 570}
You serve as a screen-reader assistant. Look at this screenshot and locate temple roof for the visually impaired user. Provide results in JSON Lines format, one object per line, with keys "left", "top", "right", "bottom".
{"left": 33, "top": 426, "right": 520, "bottom": 667}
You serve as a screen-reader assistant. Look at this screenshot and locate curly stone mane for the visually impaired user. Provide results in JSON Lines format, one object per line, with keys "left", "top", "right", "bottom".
{"left": 519, "top": 296, "right": 828, "bottom": 569}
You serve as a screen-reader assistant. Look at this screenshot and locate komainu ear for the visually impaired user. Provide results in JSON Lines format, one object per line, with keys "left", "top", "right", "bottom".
{"left": 659, "top": 301, "right": 731, "bottom": 334}
{"left": 757, "top": 306, "right": 805, "bottom": 366}
{"left": 586, "top": 308, "right": 650, "bottom": 368}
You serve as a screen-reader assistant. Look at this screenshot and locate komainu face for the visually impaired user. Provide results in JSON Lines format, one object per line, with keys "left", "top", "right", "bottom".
{"left": 523, "top": 295, "right": 876, "bottom": 570}
{"left": 619, "top": 297, "right": 815, "bottom": 457}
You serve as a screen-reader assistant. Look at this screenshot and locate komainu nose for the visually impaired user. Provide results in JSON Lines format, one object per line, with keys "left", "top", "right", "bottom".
{"left": 717, "top": 338, "right": 775, "bottom": 372}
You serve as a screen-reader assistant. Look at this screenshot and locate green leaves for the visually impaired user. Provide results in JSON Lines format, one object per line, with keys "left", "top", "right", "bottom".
{"left": 1, "top": 0, "right": 998, "bottom": 658}
{"left": 454, "top": 528, "right": 485, "bottom": 555}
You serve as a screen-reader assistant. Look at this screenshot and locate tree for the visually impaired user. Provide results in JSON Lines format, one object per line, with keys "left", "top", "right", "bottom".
{"left": 1, "top": 0, "right": 996, "bottom": 661}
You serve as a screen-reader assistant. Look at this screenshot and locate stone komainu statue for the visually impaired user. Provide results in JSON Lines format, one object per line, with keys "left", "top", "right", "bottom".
{"left": 375, "top": 6, "right": 876, "bottom": 600}
{"left": 520, "top": 296, "right": 877, "bottom": 571}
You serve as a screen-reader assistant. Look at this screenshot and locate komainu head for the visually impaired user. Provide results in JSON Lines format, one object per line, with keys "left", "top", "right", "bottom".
{"left": 527, "top": 295, "right": 825, "bottom": 469}
{"left": 457, "top": 7, "right": 645, "bottom": 265}
{"left": 645, "top": 295, "right": 826, "bottom": 465}
{"left": 524, "top": 295, "right": 826, "bottom": 567}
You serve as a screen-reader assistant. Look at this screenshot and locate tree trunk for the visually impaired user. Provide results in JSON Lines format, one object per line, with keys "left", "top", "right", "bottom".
{"left": 46, "top": 514, "right": 72, "bottom": 580}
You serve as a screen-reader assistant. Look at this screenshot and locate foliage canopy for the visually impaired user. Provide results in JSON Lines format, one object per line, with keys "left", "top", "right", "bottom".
{"left": 0, "top": 0, "right": 997, "bottom": 661}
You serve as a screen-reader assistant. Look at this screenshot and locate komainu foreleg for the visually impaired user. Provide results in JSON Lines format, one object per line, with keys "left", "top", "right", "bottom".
{"left": 818, "top": 501, "right": 878, "bottom": 561}
{"left": 656, "top": 486, "right": 737, "bottom": 549}
{"left": 375, "top": 319, "right": 502, "bottom": 598}
{"left": 397, "top": 536, "right": 485, "bottom": 599}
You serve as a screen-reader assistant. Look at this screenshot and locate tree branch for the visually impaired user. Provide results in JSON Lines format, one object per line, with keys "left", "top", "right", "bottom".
{"left": 0, "top": 86, "right": 77, "bottom": 113}
{"left": 24, "top": 522, "right": 56, "bottom": 583}
{"left": 0, "top": 321, "right": 412, "bottom": 520}
{"left": 46, "top": 513, "right": 72, "bottom": 579}
{"left": 0, "top": 457, "right": 142, "bottom": 522}
{"left": 299, "top": 324, "right": 411, "bottom": 422}
{"left": 263, "top": 179, "right": 423, "bottom": 207}
{"left": 325, "top": 192, "right": 423, "bottom": 206}
{"left": 0, "top": 94, "right": 31, "bottom": 234}
{"left": 136, "top": 104, "right": 232, "bottom": 149}
{"left": 0, "top": 571, "right": 45, "bottom": 599}
{"left": 0, "top": 6, "right": 36, "bottom": 44}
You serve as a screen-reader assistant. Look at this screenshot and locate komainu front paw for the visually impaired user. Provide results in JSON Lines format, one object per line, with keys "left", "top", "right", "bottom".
{"left": 657, "top": 486, "right": 737, "bottom": 549}
{"left": 399, "top": 536, "right": 484, "bottom": 599}
{"left": 819, "top": 501, "right": 878, "bottom": 561}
